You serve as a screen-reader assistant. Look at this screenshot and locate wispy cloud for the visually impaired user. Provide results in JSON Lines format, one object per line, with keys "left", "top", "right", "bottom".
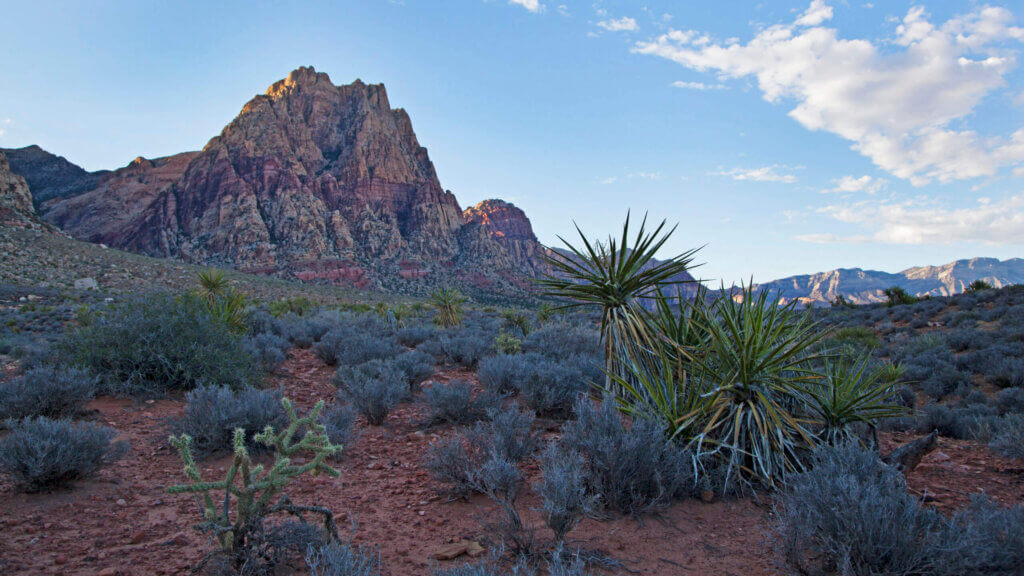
{"left": 821, "top": 175, "right": 886, "bottom": 194}
{"left": 597, "top": 16, "right": 638, "bottom": 32}
{"left": 671, "top": 80, "right": 727, "bottom": 91}
{"left": 713, "top": 165, "right": 798, "bottom": 183}
{"left": 634, "top": 3, "right": 1024, "bottom": 185}
{"left": 508, "top": 0, "right": 543, "bottom": 14}
{"left": 800, "top": 196, "right": 1024, "bottom": 244}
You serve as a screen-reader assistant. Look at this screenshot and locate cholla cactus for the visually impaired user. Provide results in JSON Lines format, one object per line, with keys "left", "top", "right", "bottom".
{"left": 168, "top": 397, "right": 340, "bottom": 554}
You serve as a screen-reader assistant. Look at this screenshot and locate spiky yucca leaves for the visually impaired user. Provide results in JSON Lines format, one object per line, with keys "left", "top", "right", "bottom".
{"left": 537, "top": 213, "right": 699, "bottom": 389}
{"left": 198, "top": 268, "right": 231, "bottom": 297}
{"left": 191, "top": 269, "right": 249, "bottom": 333}
{"left": 803, "top": 355, "right": 909, "bottom": 447}
{"left": 168, "top": 397, "right": 340, "bottom": 556}
{"left": 502, "top": 310, "right": 532, "bottom": 336}
{"left": 673, "top": 286, "right": 826, "bottom": 488}
{"left": 429, "top": 287, "right": 466, "bottom": 328}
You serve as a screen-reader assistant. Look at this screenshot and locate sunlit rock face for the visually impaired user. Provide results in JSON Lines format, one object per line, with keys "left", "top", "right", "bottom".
{"left": 7, "top": 67, "right": 548, "bottom": 291}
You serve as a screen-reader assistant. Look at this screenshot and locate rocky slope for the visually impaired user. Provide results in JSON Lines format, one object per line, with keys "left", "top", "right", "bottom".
{"left": 751, "top": 257, "right": 1024, "bottom": 306}
{"left": 0, "top": 151, "right": 49, "bottom": 231}
{"left": 4, "top": 67, "right": 547, "bottom": 295}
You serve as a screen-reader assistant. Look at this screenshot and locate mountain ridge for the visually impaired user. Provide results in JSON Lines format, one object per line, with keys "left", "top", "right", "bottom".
{"left": 2, "top": 66, "right": 546, "bottom": 297}
{"left": 749, "top": 257, "right": 1024, "bottom": 306}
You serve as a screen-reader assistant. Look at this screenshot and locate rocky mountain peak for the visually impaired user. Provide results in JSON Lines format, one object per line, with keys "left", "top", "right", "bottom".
{"left": 5, "top": 68, "right": 548, "bottom": 296}
{"left": 0, "top": 151, "right": 49, "bottom": 231}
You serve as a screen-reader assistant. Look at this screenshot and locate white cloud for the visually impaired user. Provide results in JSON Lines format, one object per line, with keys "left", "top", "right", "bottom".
{"left": 803, "top": 195, "right": 1024, "bottom": 244}
{"left": 599, "top": 177, "right": 617, "bottom": 185}
{"left": 713, "top": 165, "right": 798, "bottom": 183}
{"left": 633, "top": 3, "right": 1024, "bottom": 185}
{"left": 509, "top": 0, "right": 543, "bottom": 13}
{"left": 821, "top": 174, "right": 886, "bottom": 194}
{"left": 556, "top": 4, "right": 569, "bottom": 17}
{"left": 671, "top": 80, "right": 727, "bottom": 90}
{"left": 795, "top": 0, "right": 833, "bottom": 27}
{"left": 597, "top": 16, "right": 639, "bottom": 32}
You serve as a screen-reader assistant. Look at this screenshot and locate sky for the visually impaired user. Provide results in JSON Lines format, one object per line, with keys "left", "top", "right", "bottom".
{"left": 1, "top": 0, "right": 1023, "bottom": 285}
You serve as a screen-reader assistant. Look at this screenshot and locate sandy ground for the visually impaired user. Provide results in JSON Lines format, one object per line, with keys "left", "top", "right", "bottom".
{"left": 1, "top": 349, "right": 1021, "bottom": 576}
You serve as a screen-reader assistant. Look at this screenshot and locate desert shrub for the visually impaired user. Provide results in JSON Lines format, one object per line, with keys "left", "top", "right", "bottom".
{"left": 425, "top": 407, "right": 539, "bottom": 497}
{"left": 494, "top": 331, "right": 522, "bottom": 355}
{"left": 935, "top": 495, "right": 1024, "bottom": 574}
{"left": 988, "top": 414, "right": 1024, "bottom": 460}
{"left": 423, "top": 380, "right": 502, "bottom": 426}
{"left": 559, "top": 398, "right": 698, "bottom": 516}
{"left": 884, "top": 286, "right": 919, "bottom": 306}
{"left": 438, "top": 334, "right": 491, "bottom": 368}
{"left": 995, "top": 387, "right": 1024, "bottom": 415}
{"left": 244, "top": 332, "right": 290, "bottom": 372}
{"left": 318, "top": 399, "right": 360, "bottom": 458}
{"left": 396, "top": 324, "right": 438, "bottom": 348}
{"left": 477, "top": 354, "right": 528, "bottom": 395}
{"left": 175, "top": 385, "right": 287, "bottom": 458}
{"left": 335, "top": 362, "right": 408, "bottom": 425}
{"left": 919, "top": 403, "right": 995, "bottom": 439}
{"left": 987, "top": 358, "right": 1024, "bottom": 388}
{"left": 0, "top": 366, "right": 96, "bottom": 421}
{"left": 393, "top": 349, "right": 435, "bottom": 389}
{"left": 305, "top": 541, "right": 381, "bottom": 576}
{"left": 0, "top": 417, "right": 127, "bottom": 491}
{"left": 946, "top": 328, "right": 991, "bottom": 352}
{"left": 895, "top": 385, "right": 917, "bottom": 409}
{"left": 58, "top": 294, "right": 257, "bottom": 395}
{"left": 314, "top": 331, "right": 401, "bottom": 367}
{"left": 536, "top": 445, "right": 597, "bottom": 544}
{"left": 774, "top": 444, "right": 942, "bottom": 575}
{"left": 514, "top": 357, "right": 588, "bottom": 419}
{"left": 776, "top": 444, "right": 1024, "bottom": 576}
{"left": 921, "top": 365, "right": 971, "bottom": 399}
{"left": 902, "top": 333, "right": 947, "bottom": 356}
{"left": 522, "top": 323, "right": 600, "bottom": 359}
{"left": 828, "top": 326, "right": 880, "bottom": 351}
{"left": 956, "top": 348, "right": 1001, "bottom": 375}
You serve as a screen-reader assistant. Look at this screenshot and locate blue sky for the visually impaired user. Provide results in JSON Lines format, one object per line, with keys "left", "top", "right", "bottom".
{"left": 2, "top": 0, "right": 1023, "bottom": 284}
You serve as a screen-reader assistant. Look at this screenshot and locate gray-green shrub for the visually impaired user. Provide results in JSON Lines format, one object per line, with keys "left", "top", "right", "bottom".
{"left": 174, "top": 385, "right": 286, "bottom": 457}
{"left": 58, "top": 294, "right": 257, "bottom": 395}
{"left": 0, "top": 417, "right": 127, "bottom": 491}
{"left": 0, "top": 366, "right": 96, "bottom": 421}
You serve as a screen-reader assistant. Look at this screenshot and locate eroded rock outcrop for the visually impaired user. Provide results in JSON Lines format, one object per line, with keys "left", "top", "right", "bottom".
{"left": 5, "top": 67, "right": 548, "bottom": 294}
{"left": 0, "top": 152, "right": 48, "bottom": 231}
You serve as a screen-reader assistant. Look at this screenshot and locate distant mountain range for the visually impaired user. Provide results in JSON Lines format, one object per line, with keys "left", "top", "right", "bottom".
{"left": 747, "top": 257, "right": 1024, "bottom": 306}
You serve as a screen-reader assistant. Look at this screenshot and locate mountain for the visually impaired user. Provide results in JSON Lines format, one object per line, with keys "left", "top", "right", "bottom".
{"left": 0, "top": 151, "right": 50, "bottom": 231}
{"left": 3, "top": 67, "right": 546, "bottom": 295}
{"left": 751, "top": 257, "right": 1024, "bottom": 306}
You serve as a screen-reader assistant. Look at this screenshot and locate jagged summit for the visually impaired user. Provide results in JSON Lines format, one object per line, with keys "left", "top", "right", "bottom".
{"left": 2, "top": 67, "right": 547, "bottom": 294}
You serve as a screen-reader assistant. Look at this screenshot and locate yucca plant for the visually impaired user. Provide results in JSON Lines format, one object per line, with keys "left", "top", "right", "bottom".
{"left": 197, "top": 268, "right": 231, "bottom": 298}
{"left": 429, "top": 287, "right": 466, "bottom": 328}
{"left": 192, "top": 269, "right": 248, "bottom": 332}
{"left": 802, "top": 355, "right": 909, "bottom": 447}
{"left": 502, "top": 310, "right": 532, "bottom": 336}
{"left": 674, "top": 285, "right": 826, "bottom": 487}
{"left": 536, "top": 213, "right": 699, "bottom": 389}
{"left": 535, "top": 302, "right": 556, "bottom": 325}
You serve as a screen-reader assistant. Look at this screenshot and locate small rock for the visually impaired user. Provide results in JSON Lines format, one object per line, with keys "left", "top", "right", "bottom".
{"left": 74, "top": 277, "right": 99, "bottom": 290}
{"left": 116, "top": 498, "right": 127, "bottom": 507}
{"left": 931, "top": 451, "right": 951, "bottom": 463}
{"left": 700, "top": 490, "right": 714, "bottom": 503}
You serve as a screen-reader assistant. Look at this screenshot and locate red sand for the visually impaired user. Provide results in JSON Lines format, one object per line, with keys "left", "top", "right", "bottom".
{"left": 1, "top": 349, "right": 1020, "bottom": 575}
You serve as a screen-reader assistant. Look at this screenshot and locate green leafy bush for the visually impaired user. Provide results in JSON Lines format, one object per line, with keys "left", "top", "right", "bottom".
{"left": 58, "top": 294, "right": 257, "bottom": 396}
